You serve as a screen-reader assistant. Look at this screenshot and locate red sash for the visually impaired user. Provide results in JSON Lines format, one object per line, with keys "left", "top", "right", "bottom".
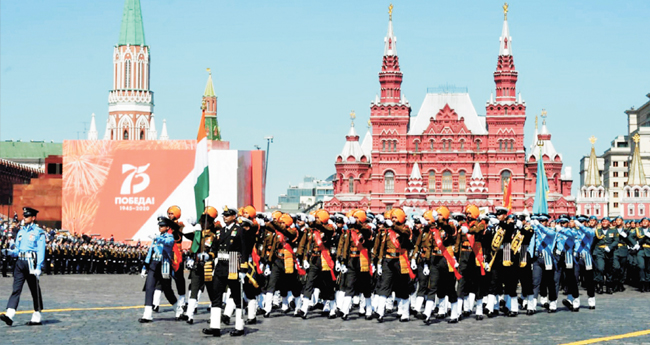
{"left": 277, "top": 231, "right": 306, "bottom": 276}
{"left": 432, "top": 229, "right": 462, "bottom": 280}
{"left": 388, "top": 230, "right": 416, "bottom": 279}
{"left": 465, "top": 221, "right": 486, "bottom": 276}
{"left": 313, "top": 230, "right": 337, "bottom": 281}
{"left": 252, "top": 247, "right": 263, "bottom": 274}
{"left": 171, "top": 243, "right": 182, "bottom": 272}
{"left": 350, "top": 229, "right": 373, "bottom": 276}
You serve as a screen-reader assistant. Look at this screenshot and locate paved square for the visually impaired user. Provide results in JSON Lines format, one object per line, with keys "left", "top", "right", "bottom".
{"left": 1, "top": 274, "right": 649, "bottom": 344}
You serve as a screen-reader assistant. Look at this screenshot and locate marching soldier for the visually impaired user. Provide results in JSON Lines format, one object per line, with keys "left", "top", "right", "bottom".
{"left": 138, "top": 216, "right": 182, "bottom": 323}
{"left": 574, "top": 215, "right": 597, "bottom": 309}
{"left": 374, "top": 208, "right": 414, "bottom": 322}
{"left": 296, "top": 209, "right": 337, "bottom": 319}
{"left": 593, "top": 217, "right": 618, "bottom": 294}
{"left": 0, "top": 207, "right": 46, "bottom": 326}
{"left": 182, "top": 206, "right": 218, "bottom": 324}
{"left": 553, "top": 216, "right": 579, "bottom": 312}
{"left": 201, "top": 207, "right": 247, "bottom": 337}
{"left": 166, "top": 206, "right": 188, "bottom": 311}
{"left": 612, "top": 216, "right": 635, "bottom": 292}
{"left": 634, "top": 217, "right": 650, "bottom": 292}
{"left": 530, "top": 214, "right": 558, "bottom": 312}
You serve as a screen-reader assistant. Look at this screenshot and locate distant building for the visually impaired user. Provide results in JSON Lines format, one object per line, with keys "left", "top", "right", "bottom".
{"left": 277, "top": 176, "right": 334, "bottom": 213}
{"left": 578, "top": 94, "right": 650, "bottom": 218}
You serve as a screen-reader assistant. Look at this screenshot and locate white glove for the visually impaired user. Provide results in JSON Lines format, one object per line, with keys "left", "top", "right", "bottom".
{"left": 431, "top": 210, "right": 438, "bottom": 222}
{"left": 327, "top": 220, "right": 337, "bottom": 229}
{"left": 377, "top": 264, "right": 383, "bottom": 276}
{"left": 422, "top": 264, "right": 430, "bottom": 276}
{"left": 376, "top": 215, "right": 385, "bottom": 223}
{"left": 340, "top": 265, "right": 348, "bottom": 274}
{"left": 188, "top": 217, "right": 197, "bottom": 226}
{"left": 516, "top": 220, "right": 523, "bottom": 229}
{"left": 604, "top": 246, "right": 610, "bottom": 253}
{"left": 368, "top": 223, "right": 377, "bottom": 231}
{"left": 461, "top": 226, "right": 469, "bottom": 234}
{"left": 489, "top": 218, "right": 499, "bottom": 226}
{"left": 307, "top": 215, "right": 316, "bottom": 223}
{"left": 258, "top": 219, "right": 266, "bottom": 227}
{"left": 34, "top": 269, "right": 41, "bottom": 277}
{"left": 449, "top": 219, "right": 459, "bottom": 227}
{"left": 264, "top": 266, "right": 271, "bottom": 276}
{"left": 555, "top": 248, "right": 562, "bottom": 256}
{"left": 239, "top": 272, "right": 246, "bottom": 282}
{"left": 574, "top": 220, "right": 582, "bottom": 227}
{"left": 303, "top": 260, "right": 310, "bottom": 269}
{"left": 531, "top": 220, "right": 540, "bottom": 226}
{"left": 633, "top": 244, "right": 640, "bottom": 251}
{"left": 335, "top": 261, "right": 341, "bottom": 272}
{"left": 411, "top": 259, "right": 417, "bottom": 270}
{"left": 141, "top": 268, "right": 147, "bottom": 278}
{"left": 555, "top": 225, "right": 562, "bottom": 231}
{"left": 385, "top": 220, "right": 393, "bottom": 227}
{"left": 371, "top": 264, "right": 376, "bottom": 274}
{"left": 148, "top": 233, "right": 156, "bottom": 240}
{"left": 348, "top": 217, "right": 356, "bottom": 225}
{"left": 454, "top": 261, "right": 459, "bottom": 268}
{"left": 619, "top": 231, "right": 628, "bottom": 238}
{"left": 200, "top": 252, "right": 211, "bottom": 261}
{"left": 484, "top": 261, "right": 490, "bottom": 271}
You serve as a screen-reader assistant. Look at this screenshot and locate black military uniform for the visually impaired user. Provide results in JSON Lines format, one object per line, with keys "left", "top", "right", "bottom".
{"left": 202, "top": 208, "right": 247, "bottom": 337}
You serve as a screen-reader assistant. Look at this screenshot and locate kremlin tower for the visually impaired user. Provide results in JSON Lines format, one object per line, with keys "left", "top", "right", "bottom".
{"left": 101, "top": 0, "right": 158, "bottom": 141}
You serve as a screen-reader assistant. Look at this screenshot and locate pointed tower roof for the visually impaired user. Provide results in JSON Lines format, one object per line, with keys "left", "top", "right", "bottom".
{"left": 148, "top": 114, "right": 158, "bottom": 140}
{"left": 467, "top": 162, "right": 488, "bottom": 194}
{"left": 384, "top": 4, "right": 397, "bottom": 56}
{"left": 204, "top": 69, "right": 216, "bottom": 97}
{"left": 528, "top": 110, "right": 561, "bottom": 161}
{"left": 405, "top": 162, "right": 425, "bottom": 196}
{"left": 499, "top": 3, "right": 512, "bottom": 56}
{"left": 159, "top": 119, "right": 169, "bottom": 140}
{"left": 88, "top": 113, "right": 98, "bottom": 140}
{"left": 584, "top": 136, "right": 601, "bottom": 187}
{"left": 338, "top": 113, "right": 367, "bottom": 162}
{"left": 627, "top": 133, "right": 646, "bottom": 186}
{"left": 118, "top": 0, "right": 146, "bottom": 46}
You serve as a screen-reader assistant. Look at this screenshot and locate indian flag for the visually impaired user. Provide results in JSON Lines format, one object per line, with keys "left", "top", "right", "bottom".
{"left": 193, "top": 106, "right": 210, "bottom": 219}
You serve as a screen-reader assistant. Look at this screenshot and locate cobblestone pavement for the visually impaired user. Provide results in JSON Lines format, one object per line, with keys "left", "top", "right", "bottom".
{"left": 1, "top": 274, "right": 650, "bottom": 344}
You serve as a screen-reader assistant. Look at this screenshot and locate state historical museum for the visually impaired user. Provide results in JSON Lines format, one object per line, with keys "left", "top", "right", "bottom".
{"left": 325, "top": 7, "right": 575, "bottom": 216}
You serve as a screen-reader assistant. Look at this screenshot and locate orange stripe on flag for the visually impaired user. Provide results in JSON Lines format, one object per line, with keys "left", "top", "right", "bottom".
{"left": 197, "top": 107, "right": 207, "bottom": 140}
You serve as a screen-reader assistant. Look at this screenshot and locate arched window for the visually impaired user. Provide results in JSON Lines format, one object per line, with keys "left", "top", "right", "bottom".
{"left": 384, "top": 171, "right": 394, "bottom": 193}
{"left": 460, "top": 140, "right": 465, "bottom": 151}
{"left": 501, "top": 170, "right": 511, "bottom": 192}
{"left": 430, "top": 140, "right": 434, "bottom": 151}
{"left": 382, "top": 140, "right": 386, "bottom": 152}
{"left": 509, "top": 140, "right": 514, "bottom": 151}
{"left": 585, "top": 205, "right": 591, "bottom": 215}
{"left": 476, "top": 140, "right": 480, "bottom": 151}
{"left": 635, "top": 189, "right": 640, "bottom": 198}
{"left": 629, "top": 204, "right": 635, "bottom": 217}
{"left": 442, "top": 171, "right": 452, "bottom": 193}
{"left": 393, "top": 141, "right": 397, "bottom": 152}
{"left": 348, "top": 176, "right": 354, "bottom": 193}
{"left": 499, "top": 140, "right": 503, "bottom": 151}
{"left": 414, "top": 141, "right": 419, "bottom": 152}
{"left": 640, "top": 204, "right": 645, "bottom": 216}
{"left": 123, "top": 130, "right": 129, "bottom": 140}
{"left": 140, "top": 130, "right": 145, "bottom": 140}
{"left": 428, "top": 171, "right": 436, "bottom": 193}
{"left": 459, "top": 171, "right": 466, "bottom": 192}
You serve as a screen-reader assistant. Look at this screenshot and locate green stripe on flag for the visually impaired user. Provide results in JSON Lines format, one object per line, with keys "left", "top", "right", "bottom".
{"left": 194, "top": 166, "right": 209, "bottom": 219}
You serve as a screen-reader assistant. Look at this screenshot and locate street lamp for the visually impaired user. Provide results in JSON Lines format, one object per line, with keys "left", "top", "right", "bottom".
{"left": 264, "top": 136, "right": 274, "bottom": 210}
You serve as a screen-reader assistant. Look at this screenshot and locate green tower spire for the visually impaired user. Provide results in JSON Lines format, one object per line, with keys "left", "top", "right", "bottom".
{"left": 118, "top": 0, "right": 146, "bottom": 46}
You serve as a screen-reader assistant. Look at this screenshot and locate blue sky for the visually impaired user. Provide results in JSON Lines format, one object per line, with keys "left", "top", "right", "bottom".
{"left": 2, "top": 0, "right": 649, "bottom": 204}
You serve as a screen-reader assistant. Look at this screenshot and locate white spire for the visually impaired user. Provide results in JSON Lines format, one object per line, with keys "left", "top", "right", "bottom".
{"left": 87, "top": 113, "right": 98, "bottom": 140}
{"left": 148, "top": 114, "right": 158, "bottom": 140}
{"left": 374, "top": 94, "right": 380, "bottom": 104}
{"left": 471, "top": 162, "right": 483, "bottom": 180}
{"left": 103, "top": 119, "right": 111, "bottom": 140}
{"left": 384, "top": 16, "right": 397, "bottom": 56}
{"left": 409, "top": 162, "right": 422, "bottom": 180}
{"left": 159, "top": 119, "right": 169, "bottom": 140}
{"left": 499, "top": 16, "right": 512, "bottom": 56}
{"left": 361, "top": 127, "right": 372, "bottom": 162}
